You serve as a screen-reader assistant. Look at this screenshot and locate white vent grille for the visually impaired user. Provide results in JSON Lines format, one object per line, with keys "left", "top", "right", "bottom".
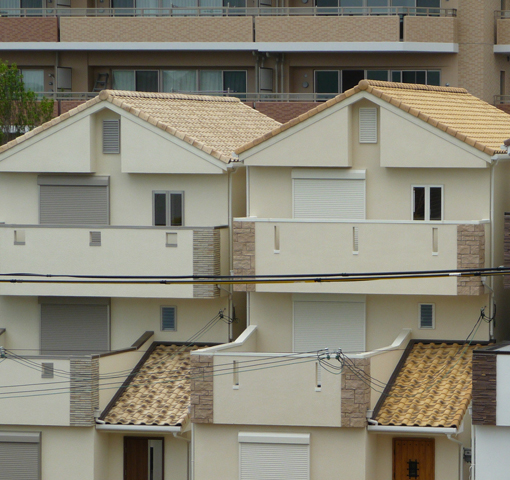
{"left": 353, "top": 226, "right": 359, "bottom": 253}
{"left": 161, "top": 306, "right": 176, "bottom": 331}
{"left": 419, "top": 304, "right": 435, "bottom": 329}
{"left": 359, "top": 108, "right": 377, "bottom": 143}
{"left": 103, "top": 120, "right": 120, "bottom": 154}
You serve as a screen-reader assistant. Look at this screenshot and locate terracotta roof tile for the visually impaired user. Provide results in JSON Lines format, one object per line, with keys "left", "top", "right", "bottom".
{"left": 103, "top": 344, "right": 205, "bottom": 426}
{"left": 375, "top": 342, "right": 481, "bottom": 428}
{"left": 235, "top": 80, "right": 510, "bottom": 157}
{"left": 0, "top": 91, "right": 280, "bottom": 163}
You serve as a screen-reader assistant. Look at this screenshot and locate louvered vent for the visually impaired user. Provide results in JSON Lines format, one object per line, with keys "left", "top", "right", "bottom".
{"left": 359, "top": 108, "right": 377, "bottom": 143}
{"left": 161, "top": 306, "right": 176, "bottom": 331}
{"left": 103, "top": 119, "right": 120, "bottom": 154}
{"left": 89, "top": 231, "right": 101, "bottom": 246}
{"left": 419, "top": 304, "right": 434, "bottom": 329}
{"left": 353, "top": 226, "right": 359, "bottom": 253}
{"left": 41, "top": 363, "right": 54, "bottom": 378}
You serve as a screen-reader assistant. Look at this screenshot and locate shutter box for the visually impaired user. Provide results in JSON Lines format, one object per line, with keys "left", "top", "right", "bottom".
{"left": 40, "top": 302, "right": 110, "bottom": 355}
{"left": 293, "top": 298, "right": 365, "bottom": 353}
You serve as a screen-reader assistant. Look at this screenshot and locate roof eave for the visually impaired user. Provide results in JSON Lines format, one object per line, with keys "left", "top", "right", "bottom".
{"left": 367, "top": 425, "right": 458, "bottom": 435}
{"left": 95, "top": 424, "right": 182, "bottom": 433}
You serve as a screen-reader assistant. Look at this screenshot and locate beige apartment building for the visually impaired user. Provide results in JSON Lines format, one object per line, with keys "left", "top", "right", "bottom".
{"left": 2, "top": 0, "right": 510, "bottom": 121}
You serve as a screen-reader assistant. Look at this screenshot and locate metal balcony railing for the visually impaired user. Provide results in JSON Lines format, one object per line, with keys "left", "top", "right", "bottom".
{"left": 37, "top": 91, "right": 341, "bottom": 102}
{"left": 0, "top": 6, "right": 456, "bottom": 17}
{"left": 494, "top": 94, "right": 510, "bottom": 104}
{"left": 495, "top": 10, "right": 510, "bottom": 19}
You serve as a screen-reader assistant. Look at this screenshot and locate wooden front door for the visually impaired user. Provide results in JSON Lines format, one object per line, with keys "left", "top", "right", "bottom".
{"left": 393, "top": 438, "right": 434, "bottom": 480}
{"left": 124, "top": 437, "right": 164, "bottom": 480}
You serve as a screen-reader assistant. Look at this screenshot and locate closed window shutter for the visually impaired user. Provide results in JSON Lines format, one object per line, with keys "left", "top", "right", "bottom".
{"left": 0, "top": 443, "right": 39, "bottom": 480}
{"left": 240, "top": 443, "right": 309, "bottom": 480}
{"left": 161, "top": 307, "right": 176, "bottom": 331}
{"left": 359, "top": 107, "right": 377, "bottom": 143}
{"left": 40, "top": 303, "right": 109, "bottom": 355}
{"left": 103, "top": 120, "right": 120, "bottom": 154}
{"left": 293, "top": 300, "right": 365, "bottom": 353}
{"left": 40, "top": 185, "right": 108, "bottom": 225}
{"left": 420, "top": 304, "right": 434, "bottom": 329}
{"left": 293, "top": 179, "right": 365, "bottom": 219}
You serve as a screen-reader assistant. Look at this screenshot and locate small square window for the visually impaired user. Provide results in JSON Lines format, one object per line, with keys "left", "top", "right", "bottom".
{"left": 419, "top": 304, "right": 435, "bottom": 329}
{"left": 161, "top": 306, "right": 177, "bottom": 331}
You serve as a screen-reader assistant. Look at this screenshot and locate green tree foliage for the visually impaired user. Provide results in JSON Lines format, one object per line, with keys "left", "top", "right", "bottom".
{"left": 0, "top": 60, "right": 54, "bottom": 145}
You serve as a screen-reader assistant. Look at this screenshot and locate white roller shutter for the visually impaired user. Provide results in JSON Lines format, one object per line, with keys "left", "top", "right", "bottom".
{"left": 0, "top": 441, "right": 39, "bottom": 480}
{"left": 40, "top": 185, "right": 109, "bottom": 225}
{"left": 240, "top": 443, "right": 309, "bottom": 480}
{"left": 293, "top": 178, "right": 365, "bottom": 219}
{"left": 293, "top": 299, "right": 365, "bottom": 354}
{"left": 41, "top": 303, "right": 109, "bottom": 355}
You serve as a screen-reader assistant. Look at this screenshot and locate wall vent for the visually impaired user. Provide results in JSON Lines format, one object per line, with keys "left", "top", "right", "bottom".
{"left": 359, "top": 108, "right": 377, "bottom": 144}
{"left": 103, "top": 119, "right": 120, "bottom": 154}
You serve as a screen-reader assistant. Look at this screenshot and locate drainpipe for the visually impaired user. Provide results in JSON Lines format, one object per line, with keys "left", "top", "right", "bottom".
{"left": 274, "top": 54, "right": 279, "bottom": 94}
{"left": 190, "top": 423, "right": 195, "bottom": 480}
{"left": 280, "top": 53, "right": 284, "bottom": 96}
{"left": 447, "top": 434, "right": 464, "bottom": 480}
{"left": 253, "top": 51, "right": 259, "bottom": 103}
{"left": 227, "top": 162, "right": 239, "bottom": 343}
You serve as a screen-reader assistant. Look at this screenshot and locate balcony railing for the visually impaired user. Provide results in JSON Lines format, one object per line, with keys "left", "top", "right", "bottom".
{"left": 0, "top": 6, "right": 456, "bottom": 17}
{"left": 494, "top": 94, "right": 510, "bottom": 104}
{"left": 495, "top": 10, "right": 510, "bottom": 19}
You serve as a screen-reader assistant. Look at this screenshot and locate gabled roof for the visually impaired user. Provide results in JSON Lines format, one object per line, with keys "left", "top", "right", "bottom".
{"left": 236, "top": 80, "right": 510, "bottom": 156}
{"left": 0, "top": 91, "right": 281, "bottom": 163}
{"left": 102, "top": 343, "right": 205, "bottom": 426}
{"left": 373, "top": 341, "right": 481, "bottom": 428}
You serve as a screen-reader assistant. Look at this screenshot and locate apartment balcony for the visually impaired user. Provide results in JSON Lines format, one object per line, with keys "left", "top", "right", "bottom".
{"left": 190, "top": 326, "right": 409, "bottom": 428}
{"left": 496, "top": 11, "right": 510, "bottom": 48}
{"left": 233, "top": 219, "right": 488, "bottom": 296}
{"left": 0, "top": 6, "right": 456, "bottom": 50}
{"left": 0, "top": 225, "right": 227, "bottom": 298}
{"left": 0, "top": 331, "right": 149, "bottom": 426}
{"left": 0, "top": 16, "right": 58, "bottom": 42}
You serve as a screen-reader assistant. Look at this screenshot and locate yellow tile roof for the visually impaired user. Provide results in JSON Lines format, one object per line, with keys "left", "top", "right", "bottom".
{"left": 375, "top": 342, "right": 480, "bottom": 428}
{"left": 0, "top": 91, "right": 281, "bottom": 163}
{"left": 236, "top": 80, "right": 510, "bottom": 157}
{"left": 103, "top": 344, "right": 203, "bottom": 426}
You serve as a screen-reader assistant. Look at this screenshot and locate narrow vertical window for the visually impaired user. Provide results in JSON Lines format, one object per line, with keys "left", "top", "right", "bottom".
{"left": 413, "top": 187, "right": 426, "bottom": 221}
{"left": 274, "top": 225, "right": 280, "bottom": 252}
{"left": 154, "top": 193, "right": 167, "bottom": 226}
{"left": 170, "top": 193, "right": 183, "bottom": 226}
{"left": 429, "top": 187, "right": 442, "bottom": 221}
{"left": 432, "top": 228, "right": 438, "bottom": 255}
{"left": 233, "top": 360, "right": 239, "bottom": 388}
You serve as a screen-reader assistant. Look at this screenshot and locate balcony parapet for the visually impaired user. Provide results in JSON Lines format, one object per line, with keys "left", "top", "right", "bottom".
{"left": 233, "top": 218, "right": 488, "bottom": 296}
{"left": 194, "top": 328, "right": 410, "bottom": 427}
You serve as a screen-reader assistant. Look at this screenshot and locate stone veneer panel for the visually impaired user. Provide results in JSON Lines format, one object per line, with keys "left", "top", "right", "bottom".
{"left": 504, "top": 214, "right": 510, "bottom": 289}
{"left": 190, "top": 355, "right": 213, "bottom": 424}
{"left": 472, "top": 352, "right": 496, "bottom": 425}
{"left": 404, "top": 16, "right": 458, "bottom": 43}
{"left": 341, "top": 358, "right": 370, "bottom": 428}
{"left": 457, "top": 224, "right": 485, "bottom": 295}
{"left": 60, "top": 17, "right": 253, "bottom": 42}
{"left": 70, "top": 358, "right": 99, "bottom": 427}
{"left": 193, "top": 229, "right": 220, "bottom": 298}
{"left": 0, "top": 18, "right": 58, "bottom": 42}
{"left": 233, "top": 221, "right": 255, "bottom": 292}
{"left": 255, "top": 16, "right": 399, "bottom": 42}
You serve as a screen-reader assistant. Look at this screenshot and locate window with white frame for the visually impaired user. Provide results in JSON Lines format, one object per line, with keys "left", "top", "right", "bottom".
{"left": 412, "top": 185, "right": 443, "bottom": 221}
{"left": 239, "top": 432, "right": 310, "bottom": 480}
{"left": 153, "top": 191, "right": 183, "bottom": 226}
{"left": 419, "top": 303, "right": 435, "bottom": 329}
{"left": 161, "top": 306, "right": 177, "bottom": 331}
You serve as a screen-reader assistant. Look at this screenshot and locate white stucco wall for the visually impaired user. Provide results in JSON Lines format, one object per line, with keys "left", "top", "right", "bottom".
{"left": 474, "top": 425, "right": 510, "bottom": 480}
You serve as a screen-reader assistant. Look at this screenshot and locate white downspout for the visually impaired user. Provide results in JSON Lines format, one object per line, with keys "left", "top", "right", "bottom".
{"left": 447, "top": 434, "right": 464, "bottom": 480}
{"left": 190, "top": 422, "right": 195, "bottom": 480}
{"left": 490, "top": 158, "right": 497, "bottom": 340}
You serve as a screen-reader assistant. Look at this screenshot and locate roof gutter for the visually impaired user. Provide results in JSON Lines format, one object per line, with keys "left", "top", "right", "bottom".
{"left": 491, "top": 153, "right": 510, "bottom": 161}
{"left": 367, "top": 426, "right": 458, "bottom": 435}
{"left": 95, "top": 424, "right": 181, "bottom": 434}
